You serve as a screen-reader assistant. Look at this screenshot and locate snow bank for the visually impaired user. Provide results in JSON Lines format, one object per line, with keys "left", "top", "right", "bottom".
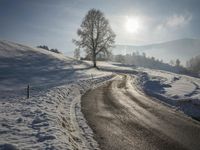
{"left": 0, "top": 75, "right": 114, "bottom": 150}
{"left": 136, "top": 69, "right": 200, "bottom": 120}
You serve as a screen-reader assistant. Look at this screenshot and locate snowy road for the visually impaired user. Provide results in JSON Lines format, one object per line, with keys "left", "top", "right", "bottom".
{"left": 81, "top": 75, "right": 200, "bottom": 150}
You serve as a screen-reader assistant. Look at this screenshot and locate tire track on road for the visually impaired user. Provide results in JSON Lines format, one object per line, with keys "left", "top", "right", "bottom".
{"left": 81, "top": 75, "right": 200, "bottom": 150}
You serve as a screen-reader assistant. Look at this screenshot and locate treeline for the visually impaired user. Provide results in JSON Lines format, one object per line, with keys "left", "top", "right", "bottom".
{"left": 186, "top": 55, "right": 200, "bottom": 74}
{"left": 113, "top": 52, "right": 189, "bottom": 75}
{"left": 37, "top": 45, "right": 61, "bottom": 54}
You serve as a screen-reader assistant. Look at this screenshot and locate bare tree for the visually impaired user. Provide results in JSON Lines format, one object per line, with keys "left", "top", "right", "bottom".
{"left": 187, "top": 55, "right": 200, "bottom": 73}
{"left": 176, "top": 59, "right": 181, "bottom": 67}
{"left": 74, "top": 48, "right": 80, "bottom": 60}
{"left": 169, "top": 60, "right": 175, "bottom": 66}
{"left": 115, "top": 54, "right": 125, "bottom": 63}
{"left": 73, "top": 9, "right": 116, "bottom": 67}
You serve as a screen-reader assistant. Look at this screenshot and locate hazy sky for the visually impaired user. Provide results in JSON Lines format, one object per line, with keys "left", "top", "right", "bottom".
{"left": 0, "top": 0, "right": 200, "bottom": 54}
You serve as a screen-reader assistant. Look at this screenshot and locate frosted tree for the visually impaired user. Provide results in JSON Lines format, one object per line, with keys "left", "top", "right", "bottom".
{"left": 187, "top": 55, "right": 200, "bottom": 73}
{"left": 176, "top": 59, "right": 181, "bottom": 67}
{"left": 170, "top": 60, "right": 175, "bottom": 66}
{"left": 74, "top": 48, "right": 80, "bottom": 60}
{"left": 73, "top": 9, "right": 116, "bottom": 67}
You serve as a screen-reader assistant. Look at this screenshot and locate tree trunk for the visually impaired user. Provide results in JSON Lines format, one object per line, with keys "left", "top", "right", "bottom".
{"left": 93, "top": 53, "right": 96, "bottom": 67}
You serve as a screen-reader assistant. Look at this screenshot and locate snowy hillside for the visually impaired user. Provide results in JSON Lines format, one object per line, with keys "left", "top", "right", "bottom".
{"left": 0, "top": 41, "right": 110, "bottom": 99}
{"left": 0, "top": 41, "right": 114, "bottom": 149}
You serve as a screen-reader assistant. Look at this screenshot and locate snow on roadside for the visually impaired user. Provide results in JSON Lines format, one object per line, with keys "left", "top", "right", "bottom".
{"left": 0, "top": 75, "right": 114, "bottom": 150}
{"left": 136, "top": 68, "right": 200, "bottom": 120}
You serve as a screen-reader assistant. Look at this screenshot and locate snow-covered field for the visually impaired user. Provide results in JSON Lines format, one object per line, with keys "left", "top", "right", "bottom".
{"left": 1, "top": 40, "right": 200, "bottom": 149}
{"left": 0, "top": 41, "right": 115, "bottom": 149}
{"left": 136, "top": 67, "right": 200, "bottom": 120}
{"left": 0, "top": 41, "right": 111, "bottom": 99}
{"left": 0, "top": 75, "right": 115, "bottom": 150}
{"left": 84, "top": 60, "right": 137, "bottom": 74}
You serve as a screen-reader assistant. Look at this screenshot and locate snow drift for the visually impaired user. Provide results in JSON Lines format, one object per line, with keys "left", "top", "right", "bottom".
{"left": 136, "top": 68, "right": 200, "bottom": 120}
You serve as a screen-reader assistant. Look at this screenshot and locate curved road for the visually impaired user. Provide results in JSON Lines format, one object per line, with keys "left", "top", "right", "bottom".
{"left": 81, "top": 75, "right": 200, "bottom": 150}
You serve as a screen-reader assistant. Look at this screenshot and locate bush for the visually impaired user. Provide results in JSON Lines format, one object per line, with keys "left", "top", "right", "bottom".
{"left": 37, "top": 45, "right": 61, "bottom": 54}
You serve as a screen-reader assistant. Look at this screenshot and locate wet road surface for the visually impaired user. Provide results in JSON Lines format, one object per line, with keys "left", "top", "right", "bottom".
{"left": 81, "top": 75, "right": 200, "bottom": 150}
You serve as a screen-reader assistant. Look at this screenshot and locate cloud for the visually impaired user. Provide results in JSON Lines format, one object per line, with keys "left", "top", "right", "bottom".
{"left": 158, "top": 13, "right": 192, "bottom": 30}
{"left": 167, "top": 14, "right": 192, "bottom": 27}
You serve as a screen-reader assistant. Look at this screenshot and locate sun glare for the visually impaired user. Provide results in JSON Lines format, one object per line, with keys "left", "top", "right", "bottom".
{"left": 125, "top": 17, "right": 141, "bottom": 33}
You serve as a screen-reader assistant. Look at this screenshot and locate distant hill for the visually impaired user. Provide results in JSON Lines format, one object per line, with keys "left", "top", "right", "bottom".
{"left": 114, "top": 38, "right": 200, "bottom": 65}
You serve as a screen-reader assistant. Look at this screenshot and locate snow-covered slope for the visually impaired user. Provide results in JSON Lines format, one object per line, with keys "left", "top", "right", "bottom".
{"left": 0, "top": 41, "right": 114, "bottom": 149}
{"left": 0, "top": 41, "right": 110, "bottom": 99}
{"left": 0, "top": 40, "right": 67, "bottom": 59}
{"left": 0, "top": 40, "right": 70, "bottom": 96}
{"left": 84, "top": 60, "right": 137, "bottom": 74}
{"left": 136, "top": 67, "right": 200, "bottom": 120}
{"left": 0, "top": 75, "right": 114, "bottom": 150}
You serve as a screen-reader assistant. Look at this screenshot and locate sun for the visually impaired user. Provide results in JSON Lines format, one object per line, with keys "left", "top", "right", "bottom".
{"left": 125, "top": 17, "right": 141, "bottom": 33}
